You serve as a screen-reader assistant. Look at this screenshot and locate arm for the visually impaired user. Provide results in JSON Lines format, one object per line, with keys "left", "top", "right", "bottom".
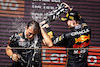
{"left": 40, "top": 25, "right": 53, "bottom": 47}
{"left": 6, "top": 45, "right": 20, "bottom": 62}
{"left": 6, "top": 35, "right": 20, "bottom": 62}
{"left": 39, "top": 3, "right": 71, "bottom": 46}
{"left": 53, "top": 34, "right": 65, "bottom": 45}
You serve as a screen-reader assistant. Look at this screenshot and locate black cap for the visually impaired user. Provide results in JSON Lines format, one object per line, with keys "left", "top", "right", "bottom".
{"left": 61, "top": 10, "right": 81, "bottom": 21}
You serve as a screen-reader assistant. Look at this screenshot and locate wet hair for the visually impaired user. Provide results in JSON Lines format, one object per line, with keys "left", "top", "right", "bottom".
{"left": 27, "top": 20, "right": 40, "bottom": 30}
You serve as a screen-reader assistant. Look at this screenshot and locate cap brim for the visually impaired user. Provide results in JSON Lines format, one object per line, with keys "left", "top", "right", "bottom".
{"left": 61, "top": 17, "right": 68, "bottom": 21}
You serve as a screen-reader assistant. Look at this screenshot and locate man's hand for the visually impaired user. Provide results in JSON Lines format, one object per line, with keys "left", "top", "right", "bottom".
{"left": 11, "top": 54, "right": 20, "bottom": 62}
{"left": 40, "top": 20, "right": 50, "bottom": 28}
{"left": 61, "top": 2, "right": 72, "bottom": 11}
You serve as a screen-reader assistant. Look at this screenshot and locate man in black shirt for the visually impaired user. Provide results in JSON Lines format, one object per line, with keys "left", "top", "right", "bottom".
{"left": 6, "top": 20, "right": 53, "bottom": 67}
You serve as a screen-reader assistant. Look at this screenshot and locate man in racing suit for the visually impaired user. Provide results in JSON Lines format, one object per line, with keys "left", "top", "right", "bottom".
{"left": 53, "top": 14, "right": 91, "bottom": 67}
{"left": 43, "top": 3, "right": 91, "bottom": 67}
{"left": 6, "top": 20, "right": 53, "bottom": 67}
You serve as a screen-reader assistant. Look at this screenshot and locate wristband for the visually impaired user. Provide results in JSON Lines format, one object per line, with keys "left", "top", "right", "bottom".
{"left": 10, "top": 55, "right": 13, "bottom": 59}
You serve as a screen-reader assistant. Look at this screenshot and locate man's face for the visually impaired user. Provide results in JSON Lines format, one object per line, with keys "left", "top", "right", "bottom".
{"left": 66, "top": 20, "right": 76, "bottom": 28}
{"left": 25, "top": 26, "right": 38, "bottom": 40}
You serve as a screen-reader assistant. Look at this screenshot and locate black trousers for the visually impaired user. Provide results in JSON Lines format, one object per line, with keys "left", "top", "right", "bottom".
{"left": 11, "top": 61, "right": 42, "bottom": 67}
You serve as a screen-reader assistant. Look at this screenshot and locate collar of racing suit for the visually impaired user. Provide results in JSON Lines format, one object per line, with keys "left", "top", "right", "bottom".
{"left": 71, "top": 24, "right": 82, "bottom": 31}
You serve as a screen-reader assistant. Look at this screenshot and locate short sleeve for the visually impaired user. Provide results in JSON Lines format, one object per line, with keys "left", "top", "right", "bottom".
{"left": 8, "top": 33, "right": 19, "bottom": 47}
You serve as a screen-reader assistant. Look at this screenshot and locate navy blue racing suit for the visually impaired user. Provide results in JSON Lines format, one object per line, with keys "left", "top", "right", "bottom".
{"left": 47, "top": 21, "right": 91, "bottom": 67}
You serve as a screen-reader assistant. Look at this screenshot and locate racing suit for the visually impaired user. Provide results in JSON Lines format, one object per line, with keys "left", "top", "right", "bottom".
{"left": 8, "top": 30, "right": 42, "bottom": 67}
{"left": 47, "top": 21, "right": 91, "bottom": 67}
